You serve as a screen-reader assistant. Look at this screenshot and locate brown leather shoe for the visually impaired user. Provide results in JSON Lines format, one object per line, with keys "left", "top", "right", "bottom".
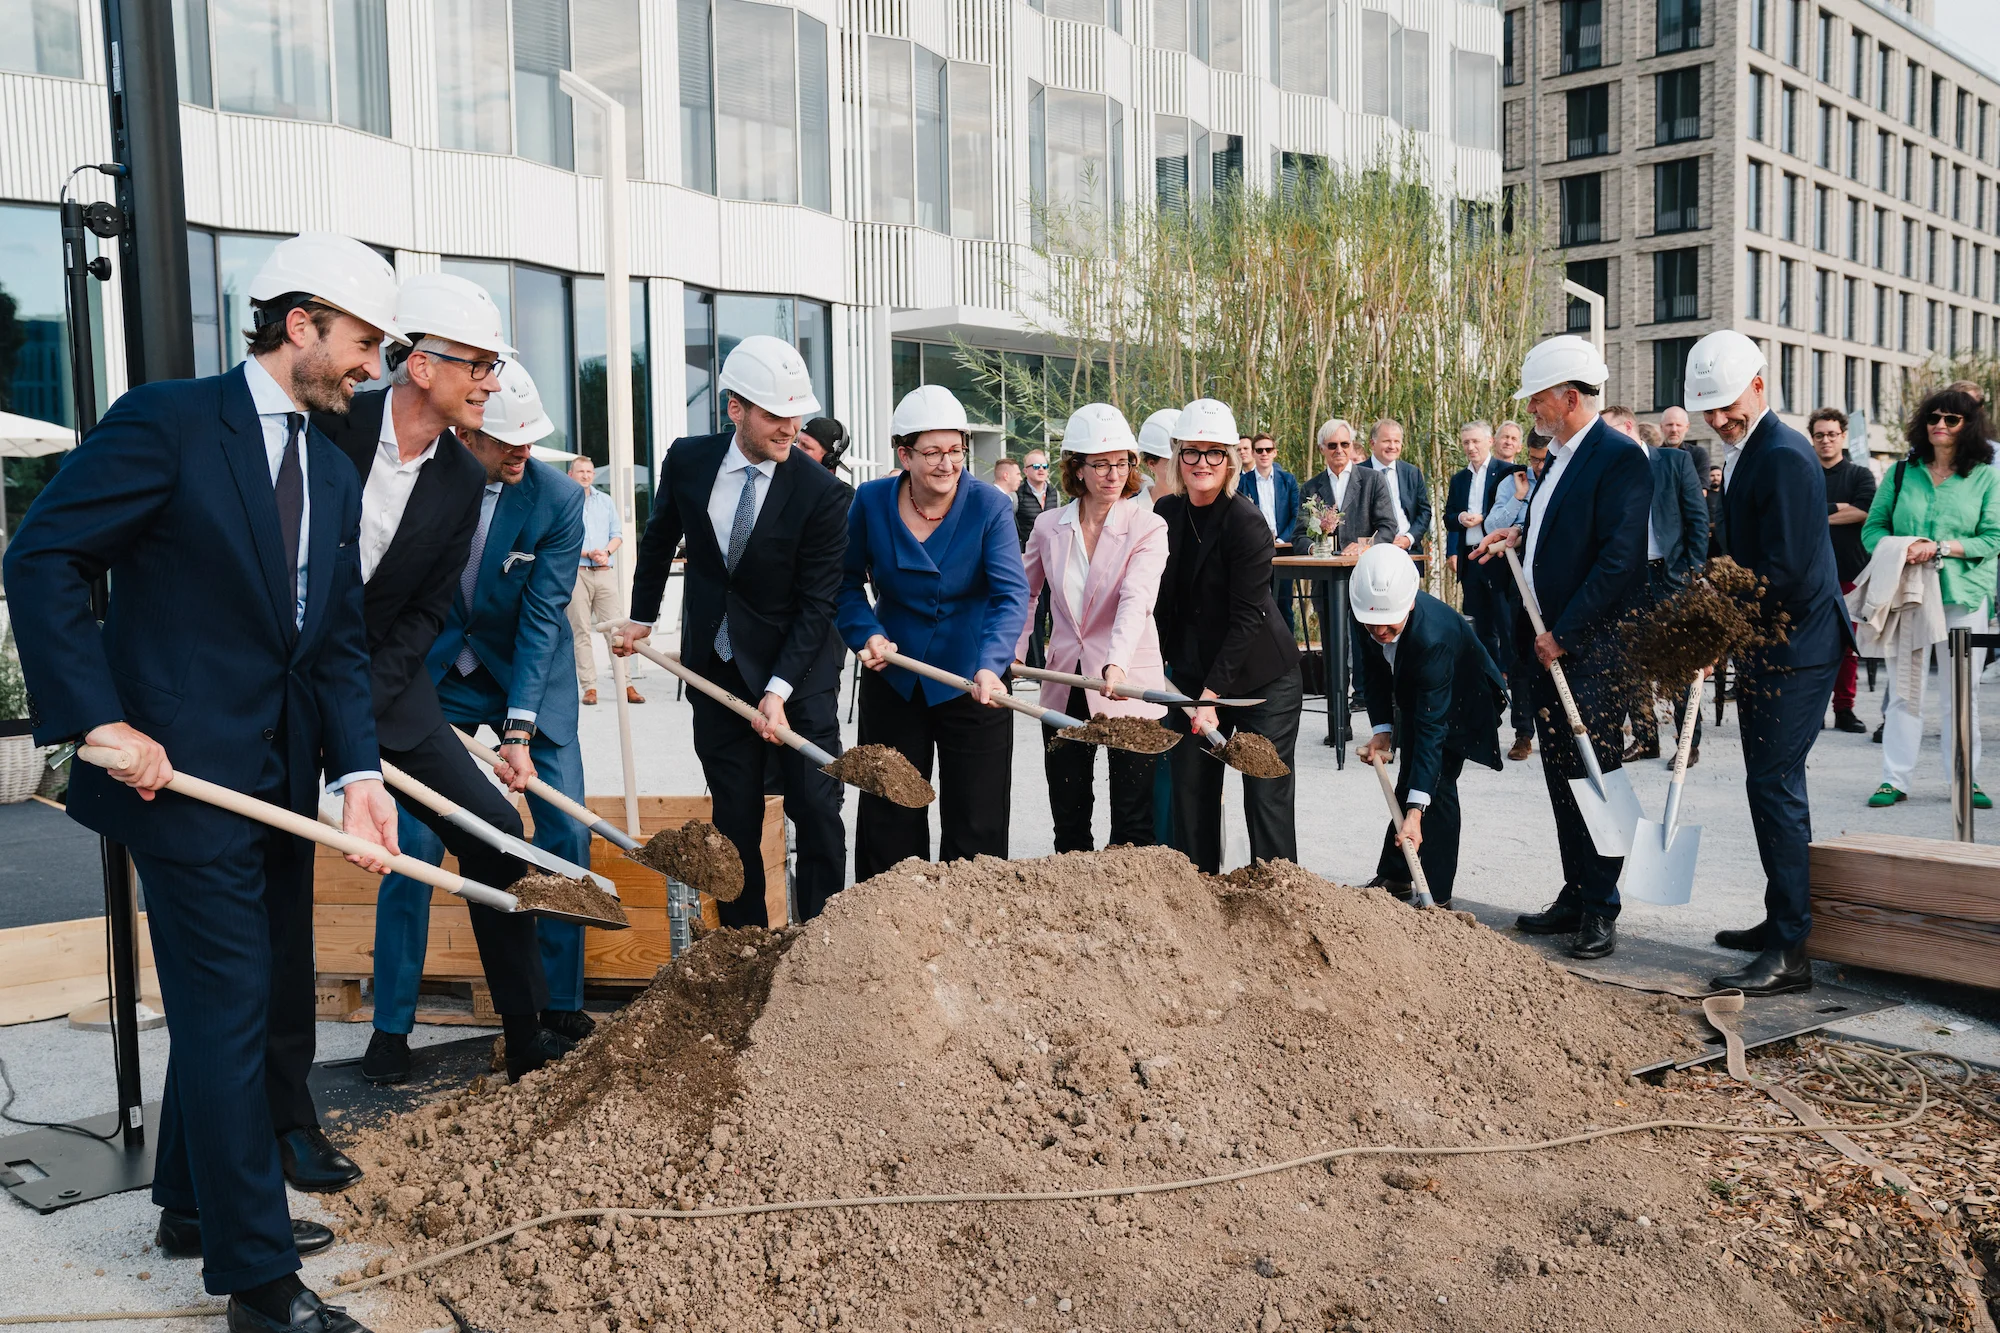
{"left": 1507, "top": 736, "right": 1533, "bottom": 761}
{"left": 1685, "top": 745, "right": 1699, "bottom": 767}
{"left": 582, "top": 688, "right": 598, "bottom": 705}
{"left": 626, "top": 685, "right": 645, "bottom": 704}
{"left": 1622, "top": 740, "right": 1660, "bottom": 762}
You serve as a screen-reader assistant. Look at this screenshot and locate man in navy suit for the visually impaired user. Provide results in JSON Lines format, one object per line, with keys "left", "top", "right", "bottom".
{"left": 1443, "top": 420, "right": 1523, "bottom": 683}
{"left": 1243, "top": 431, "right": 1303, "bottom": 626}
{"left": 1367, "top": 418, "right": 1434, "bottom": 553}
{"left": 1687, "top": 331, "right": 1851, "bottom": 995}
{"left": 2, "top": 232, "right": 401, "bottom": 1333}
{"left": 1473, "top": 336, "right": 1651, "bottom": 961}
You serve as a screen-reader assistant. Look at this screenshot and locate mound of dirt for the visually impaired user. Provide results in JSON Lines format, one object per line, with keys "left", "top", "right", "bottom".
{"left": 1054, "top": 714, "right": 1183, "bottom": 754}
{"left": 331, "top": 849, "right": 1953, "bottom": 1333}
{"left": 823, "top": 744, "right": 936, "bottom": 808}
{"left": 629, "top": 820, "right": 745, "bottom": 902}
{"left": 1220, "top": 729, "right": 1290, "bottom": 777}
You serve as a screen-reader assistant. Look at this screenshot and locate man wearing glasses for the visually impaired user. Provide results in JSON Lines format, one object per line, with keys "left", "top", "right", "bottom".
{"left": 1809, "top": 408, "right": 1875, "bottom": 734}
{"left": 1302, "top": 419, "right": 1400, "bottom": 710}
{"left": 1244, "top": 432, "right": 1302, "bottom": 626}
{"left": 1015, "top": 448, "right": 1060, "bottom": 667}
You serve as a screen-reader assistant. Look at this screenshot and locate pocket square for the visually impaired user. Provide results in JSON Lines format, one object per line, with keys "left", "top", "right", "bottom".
{"left": 502, "top": 551, "right": 536, "bottom": 572}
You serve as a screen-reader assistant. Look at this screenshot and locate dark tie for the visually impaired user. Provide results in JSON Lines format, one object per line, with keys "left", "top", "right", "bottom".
{"left": 275, "top": 413, "right": 305, "bottom": 617}
{"left": 715, "top": 468, "right": 759, "bottom": 662}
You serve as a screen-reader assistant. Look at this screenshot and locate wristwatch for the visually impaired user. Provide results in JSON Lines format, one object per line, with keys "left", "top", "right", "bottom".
{"left": 502, "top": 717, "right": 536, "bottom": 744}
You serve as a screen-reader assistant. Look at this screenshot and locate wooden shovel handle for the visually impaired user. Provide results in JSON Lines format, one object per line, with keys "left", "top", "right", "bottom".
{"left": 453, "top": 731, "right": 606, "bottom": 832}
{"left": 1501, "top": 544, "right": 1589, "bottom": 739}
{"left": 1369, "top": 751, "right": 1432, "bottom": 901}
{"left": 882, "top": 649, "right": 1053, "bottom": 722}
{"left": 595, "top": 625, "right": 830, "bottom": 760}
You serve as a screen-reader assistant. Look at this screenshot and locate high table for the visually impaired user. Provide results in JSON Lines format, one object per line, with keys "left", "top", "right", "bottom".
{"left": 1271, "top": 551, "right": 1429, "bottom": 768}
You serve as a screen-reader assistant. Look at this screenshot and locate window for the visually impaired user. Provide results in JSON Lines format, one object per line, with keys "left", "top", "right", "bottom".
{"left": 1154, "top": 0, "right": 1188, "bottom": 50}
{"left": 3, "top": 0, "right": 84, "bottom": 78}
{"left": 512, "top": 0, "right": 571, "bottom": 168}
{"left": 1654, "top": 248, "right": 1698, "bottom": 321}
{"left": 572, "top": 0, "right": 647, "bottom": 176}
{"left": 1361, "top": 11, "right": 1428, "bottom": 130}
{"left": 1657, "top": 0, "right": 1699, "bottom": 53}
{"left": 1981, "top": 100, "right": 1991, "bottom": 161}
{"left": 679, "top": 0, "right": 714, "bottom": 190}
{"left": 1931, "top": 73, "right": 1945, "bottom": 139}
{"left": 1874, "top": 284, "right": 1889, "bottom": 346}
{"left": 1816, "top": 9, "right": 1834, "bottom": 83}
{"left": 1746, "top": 249, "right": 1766, "bottom": 320}
{"left": 1843, "top": 274, "right": 1858, "bottom": 339}
{"left": 1812, "top": 267, "right": 1830, "bottom": 334}
{"left": 1503, "top": 9, "right": 1521, "bottom": 86}
{"left": 1738, "top": 160, "right": 1759, "bottom": 233}
{"left": 1778, "top": 343, "right": 1799, "bottom": 412}
{"left": 1653, "top": 336, "right": 1699, "bottom": 410}
{"left": 1902, "top": 140, "right": 1916, "bottom": 200}
{"left": 1902, "top": 216, "right": 1915, "bottom": 276}
{"left": 1813, "top": 183, "right": 1830, "bottom": 250}
{"left": 438, "top": 0, "right": 513, "bottom": 153}
{"left": 1957, "top": 88, "right": 1970, "bottom": 150}
{"left": 1567, "top": 85, "right": 1609, "bottom": 158}
{"left": 1029, "top": 85, "right": 1112, "bottom": 231}
{"left": 680, "top": 0, "right": 828, "bottom": 207}
{"left": 1816, "top": 100, "right": 1834, "bottom": 168}
{"left": 1154, "top": 114, "right": 1211, "bottom": 212}
{"left": 1455, "top": 50, "right": 1499, "bottom": 150}
{"left": 1778, "top": 257, "right": 1796, "bottom": 325}
{"left": 1874, "top": 205, "right": 1888, "bottom": 268}
{"left": 1781, "top": 85, "right": 1799, "bottom": 154}
{"left": 685, "top": 290, "right": 830, "bottom": 438}
{"left": 1952, "top": 164, "right": 1964, "bottom": 221}
{"left": 946, "top": 58, "right": 995, "bottom": 237}
{"left": 1847, "top": 197, "right": 1862, "bottom": 261}
{"left": 1780, "top": 172, "right": 1800, "bottom": 241}
{"left": 1899, "top": 291, "right": 1911, "bottom": 350}
{"left": 1560, "top": 174, "right": 1603, "bottom": 246}
{"left": 1275, "top": 0, "right": 1334, "bottom": 96}
{"left": 1875, "top": 45, "right": 1891, "bottom": 114}
{"left": 1749, "top": 0, "right": 1765, "bottom": 52}
{"left": 181, "top": 0, "right": 389, "bottom": 133}
{"left": 1660, "top": 69, "right": 1701, "bottom": 145}
{"left": 0, "top": 203, "right": 92, "bottom": 433}
{"left": 1560, "top": 0, "right": 1600, "bottom": 75}
{"left": 572, "top": 275, "right": 652, "bottom": 477}
{"left": 1784, "top": 0, "right": 1803, "bottom": 68}
{"left": 1876, "top": 129, "right": 1892, "bottom": 191}
{"left": 1846, "top": 115, "right": 1861, "bottom": 180}
{"left": 1906, "top": 59, "right": 1920, "bottom": 125}
{"left": 1848, "top": 27, "right": 1864, "bottom": 99}
{"left": 1746, "top": 70, "right": 1767, "bottom": 143}
{"left": 1208, "top": 0, "right": 1244, "bottom": 71}
{"left": 1930, "top": 153, "right": 1942, "bottom": 213}
{"left": 447, "top": 260, "right": 573, "bottom": 450}
{"left": 1566, "top": 258, "right": 1608, "bottom": 332}
{"left": 1953, "top": 235, "right": 1965, "bottom": 292}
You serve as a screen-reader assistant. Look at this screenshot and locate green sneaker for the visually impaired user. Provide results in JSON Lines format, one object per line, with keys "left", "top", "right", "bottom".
{"left": 1867, "top": 783, "right": 1907, "bottom": 807}
{"left": 1975, "top": 785, "right": 1993, "bottom": 811}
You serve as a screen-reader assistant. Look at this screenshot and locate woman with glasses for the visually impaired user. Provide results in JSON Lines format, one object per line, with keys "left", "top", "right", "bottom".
{"left": 1017, "top": 404, "right": 1171, "bottom": 852}
{"left": 839, "top": 385, "right": 1031, "bottom": 878}
{"left": 1860, "top": 386, "right": 2000, "bottom": 808}
{"left": 1151, "top": 399, "right": 1304, "bottom": 873}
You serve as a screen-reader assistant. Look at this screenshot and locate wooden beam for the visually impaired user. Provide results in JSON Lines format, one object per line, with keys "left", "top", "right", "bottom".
{"left": 0, "top": 915, "right": 160, "bottom": 1027}
{"left": 1810, "top": 834, "right": 2000, "bottom": 923}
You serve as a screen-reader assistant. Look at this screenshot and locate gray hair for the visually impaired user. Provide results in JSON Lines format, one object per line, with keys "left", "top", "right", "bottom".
{"left": 1316, "top": 417, "right": 1355, "bottom": 446}
{"left": 388, "top": 335, "right": 456, "bottom": 387}
{"left": 1460, "top": 419, "right": 1492, "bottom": 438}
{"left": 1498, "top": 419, "right": 1522, "bottom": 435}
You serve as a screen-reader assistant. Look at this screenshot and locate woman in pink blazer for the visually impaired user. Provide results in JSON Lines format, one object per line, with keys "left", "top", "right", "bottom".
{"left": 1015, "top": 404, "right": 1172, "bottom": 851}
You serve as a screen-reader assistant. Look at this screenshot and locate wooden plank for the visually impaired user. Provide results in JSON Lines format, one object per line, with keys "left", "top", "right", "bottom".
{"left": 1806, "top": 899, "right": 2000, "bottom": 990}
{"left": 0, "top": 969, "right": 164, "bottom": 1028}
{"left": 0, "top": 915, "right": 161, "bottom": 1027}
{"left": 1810, "top": 834, "right": 2000, "bottom": 923}
{"left": 314, "top": 977, "right": 362, "bottom": 1020}
{"left": 342, "top": 1005, "right": 503, "bottom": 1028}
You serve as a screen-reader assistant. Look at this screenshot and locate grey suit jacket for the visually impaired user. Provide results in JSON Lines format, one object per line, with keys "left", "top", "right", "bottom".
{"left": 1301, "top": 466, "right": 1399, "bottom": 547}
{"left": 1648, "top": 444, "right": 1710, "bottom": 585}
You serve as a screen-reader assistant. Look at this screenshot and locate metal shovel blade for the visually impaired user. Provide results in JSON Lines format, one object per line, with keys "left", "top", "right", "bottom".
{"left": 1618, "top": 817, "right": 1701, "bottom": 906}
{"left": 1568, "top": 767, "right": 1644, "bottom": 859}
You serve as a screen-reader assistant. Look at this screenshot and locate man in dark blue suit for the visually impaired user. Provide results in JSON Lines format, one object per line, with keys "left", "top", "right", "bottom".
{"left": 1473, "top": 336, "right": 1651, "bottom": 961}
{"left": 1242, "top": 431, "right": 1303, "bottom": 626}
{"left": 1352, "top": 546, "right": 1506, "bottom": 906}
{"left": 1686, "top": 331, "right": 1851, "bottom": 995}
{"left": 1367, "top": 418, "right": 1434, "bottom": 553}
{"left": 2, "top": 232, "right": 403, "bottom": 1333}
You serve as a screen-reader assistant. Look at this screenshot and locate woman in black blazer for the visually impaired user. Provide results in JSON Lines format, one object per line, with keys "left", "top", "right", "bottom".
{"left": 1151, "top": 398, "right": 1305, "bottom": 873}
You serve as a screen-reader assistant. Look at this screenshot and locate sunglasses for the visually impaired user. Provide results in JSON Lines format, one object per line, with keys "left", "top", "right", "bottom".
{"left": 1253, "top": 445, "right": 1277, "bottom": 455}
{"left": 1179, "top": 446, "right": 1231, "bottom": 465}
{"left": 1931, "top": 411, "right": 1965, "bottom": 428}
{"left": 1321, "top": 439, "right": 1352, "bottom": 450}
{"left": 1025, "top": 462, "right": 1050, "bottom": 470}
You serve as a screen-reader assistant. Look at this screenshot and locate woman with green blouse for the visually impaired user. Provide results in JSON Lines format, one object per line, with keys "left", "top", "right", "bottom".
{"left": 1861, "top": 385, "right": 2000, "bottom": 807}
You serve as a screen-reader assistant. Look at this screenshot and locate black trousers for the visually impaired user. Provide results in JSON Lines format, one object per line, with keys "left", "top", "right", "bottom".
{"left": 1629, "top": 562, "right": 1704, "bottom": 751}
{"left": 1164, "top": 664, "right": 1302, "bottom": 874}
{"left": 1462, "top": 561, "right": 1532, "bottom": 737}
{"left": 1374, "top": 748, "right": 1468, "bottom": 903}
{"left": 689, "top": 658, "right": 847, "bottom": 926}
{"left": 1024, "top": 586, "right": 1052, "bottom": 670}
{"left": 1045, "top": 730, "right": 1159, "bottom": 852}
{"left": 1529, "top": 647, "right": 1626, "bottom": 918}
{"left": 854, "top": 670, "right": 1013, "bottom": 880}
{"left": 1738, "top": 660, "right": 1838, "bottom": 948}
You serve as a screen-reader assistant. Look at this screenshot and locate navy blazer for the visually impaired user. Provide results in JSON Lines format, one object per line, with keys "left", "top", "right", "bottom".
{"left": 1361, "top": 591, "right": 1507, "bottom": 795}
{"left": 1374, "top": 457, "right": 1433, "bottom": 550}
{"left": 426, "top": 458, "right": 585, "bottom": 746}
{"left": 1717, "top": 412, "right": 1853, "bottom": 671}
{"left": 1243, "top": 466, "right": 1301, "bottom": 546}
{"left": 838, "top": 474, "right": 1030, "bottom": 704}
{"left": 1647, "top": 443, "right": 1710, "bottom": 586}
{"left": 1522, "top": 418, "right": 1652, "bottom": 659}
{"left": 2, "top": 364, "right": 378, "bottom": 861}
{"left": 1443, "top": 460, "right": 1526, "bottom": 559}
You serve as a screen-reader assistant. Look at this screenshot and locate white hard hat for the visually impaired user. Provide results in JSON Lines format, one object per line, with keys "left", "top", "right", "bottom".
{"left": 479, "top": 359, "right": 555, "bottom": 445}
{"left": 1059, "top": 403, "right": 1136, "bottom": 454}
{"left": 719, "top": 334, "right": 822, "bottom": 418}
{"left": 248, "top": 231, "right": 408, "bottom": 345}
{"left": 395, "top": 272, "right": 514, "bottom": 358}
{"left": 1682, "top": 330, "right": 1768, "bottom": 412}
{"left": 1173, "top": 398, "right": 1239, "bottom": 446}
{"left": 1137, "top": 409, "right": 1180, "bottom": 459}
{"left": 890, "top": 384, "right": 970, "bottom": 437}
{"left": 1513, "top": 334, "right": 1609, "bottom": 400}
{"left": 1350, "top": 544, "right": 1421, "bottom": 625}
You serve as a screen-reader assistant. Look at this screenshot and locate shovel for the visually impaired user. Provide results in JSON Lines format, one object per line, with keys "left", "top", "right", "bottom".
{"left": 379, "top": 760, "right": 620, "bottom": 898}
{"left": 1501, "top": 546, "right": 1642, "bottom": 857}
{"left": 1619, "top": 676, "right": 1704, "bottom": 906}
{"left": 1008, "top": 663, "right": 1266, "bottom": 709}
{"left": 1367, "top": 750, "right": 1435, "bottom": 910}
{"left": 883, "top": 648, "right": 1182, "bottom": 755}
{"left": 74, "top": 745, "right": 623, "bottom": 929}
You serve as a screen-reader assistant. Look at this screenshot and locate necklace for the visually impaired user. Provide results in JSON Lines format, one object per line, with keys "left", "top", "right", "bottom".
{"left": 906, "top": 473, "right": 958, "bottom": 522}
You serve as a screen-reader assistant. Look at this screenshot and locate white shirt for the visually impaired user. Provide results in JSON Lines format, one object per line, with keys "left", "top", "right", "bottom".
{"left": 1058, "top": 505, "right": 1091, "bottom": 624}
{"left": 1524, "top": 414, "right": 1598, "bottom": 603}
{"left": 1252, "top": 470, "right": 1278, "bottom": 533}
{"left": 704, "top": 439, "right": 794, "bottom": 700}
{"left": 1368, "top": 629, "right": 1430, "bottom": 807}
{"left": 1371, "top": 457, "right": 1411, "bottom": 536}
{"left": 1325, "top": 466, "right": 1352, "bottom": 510}
{"left": 1637, "top": 443, "right": 1662, "bottom": 561}
{"left": 1721, "top": 410, "right": 1768, "bottom": 492}
{"left": 1463, "top": 458, "right": 1491, "bottom": 538}
{"left": 358, "top": 388, "right": 441, "bottom": 583}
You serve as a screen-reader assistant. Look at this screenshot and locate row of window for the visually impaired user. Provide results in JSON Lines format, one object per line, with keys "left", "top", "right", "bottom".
{"left": 1560, "top": 68, "right": 1701, "bottom": 161}
{"left": 1503, "top": 0, "right": 1701, "bottom": 85}
{"left": 1743, "top": 248, "right": 2000, "bottom": 354}
{"left": 1556, "top": 162, "right": 1702, "bottom": 246}
{"left": 1563, "top": 250, "right": 1699, "bottom": 328}
{"left": 1746, "top": 163, "right": 2000, "bottom": 301}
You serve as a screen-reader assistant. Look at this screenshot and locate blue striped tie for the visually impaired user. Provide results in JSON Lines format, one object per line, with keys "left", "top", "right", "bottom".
{"left": 455, "top": 489, "right": 497, "bottom": 676}
{"left": 715, "top": 467, "right": 759, "bottom": 661}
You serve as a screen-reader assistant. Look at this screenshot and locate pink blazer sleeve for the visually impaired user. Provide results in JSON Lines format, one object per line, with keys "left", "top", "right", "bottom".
{"left": 1014, "top": 512, "right": 1053, "bottom": 662}
{"left": 1104, "top": 510, "right": 1168, "bottom": 673}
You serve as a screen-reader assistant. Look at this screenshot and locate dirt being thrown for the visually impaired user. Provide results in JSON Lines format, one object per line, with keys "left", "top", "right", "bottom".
{"left": 820, "top": 743, "right": 935, "bottom": 807}
{"left": 1624, "top": 556, "right": 1790, "bottom": 688}
{"left": 1053, "top": 713, "right": 1183, "bottom": 754}
{"left": 1216, "top": 728, "right": 1290, "bottom": 776}
{"left": 506, "top": 872, "right": 629, "bottom": 927}
{"left": 627, "top": 820, "right": 744, "bottom": 902}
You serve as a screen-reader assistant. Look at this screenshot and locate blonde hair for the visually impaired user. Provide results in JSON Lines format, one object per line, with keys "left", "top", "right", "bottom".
{"left": 1170, "top": 440, "right": 1241, "bottom": 497}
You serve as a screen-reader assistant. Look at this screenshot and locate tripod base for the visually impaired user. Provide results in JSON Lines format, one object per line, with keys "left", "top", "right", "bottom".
{"left": 0, "top": 1100, "right": 159, "bottom": 1212}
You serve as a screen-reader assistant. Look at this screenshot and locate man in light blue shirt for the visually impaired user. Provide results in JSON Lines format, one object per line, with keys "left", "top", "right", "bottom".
{"left": 564, "top": 456, "right": 640, "bottom": 704}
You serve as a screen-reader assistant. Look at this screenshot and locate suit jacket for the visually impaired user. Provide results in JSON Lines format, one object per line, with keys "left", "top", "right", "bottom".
{"left": 1717, "top": 412, "right": 1853, "bottom": 671}
{"left": 1647, "top": 443, "right": 1710, "bottom": 587}
{"left": 312, "top": 388, "right": 485, "bottom": 750}
{"left": 1152, "top": 492, "right": 1301, "bottom": 696}
{"left": 1373, "top": 457, "right": 1433, "bottom": 551}
{"left": 1016, "top": 498, "right": 1170, "bottom": 719}
{"left": 2, "top": 364, "right": 377, "bottom": 861}
{"left": 631, "top": 431, "right": 851, "bottom": 700}
{"left": 1522, "top": 417, "right": 1652, "bottom": 661}
{"left": 1361, "top": 590, "right": 1506, "bottom": 796}
{"left": 1302, "top": 465, "right": 1399, "bottom": 547}
{"left": 838, "top": 474, "right": 1031, "bottom": 704}
{"left": 1242, "top": 466, "right": 1301, "bottom": 546}
{"left": 1442, "top": 460, "right": 1528, "bottom": 559}
{"left": 1015, "top": 481, "right": 1060, "bottom": 548}
{"left": 426, "top": 459, "right": 586, "bottom": 746}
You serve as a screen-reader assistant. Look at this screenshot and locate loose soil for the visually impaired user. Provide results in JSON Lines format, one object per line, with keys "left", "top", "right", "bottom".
{"left": 822, "top": 744, "right": 936, "bottom": 808}
{"left": 1054, "top": 714, "right": 1184, "bottom": 754}
{"left": 1220, "top": 730, "right": 1291, "bottom": 777}
{"left": 331, "top": 848, "right": 1993, "bottom": 1333}
{"left": 1624, "top": 557, "right": 1791, "bottom": 689}
{"left": 629, "top": 821, "right": 746, "bottom": 903}
{"left": 507, "top": 872, "right": 630, "bottom": 928}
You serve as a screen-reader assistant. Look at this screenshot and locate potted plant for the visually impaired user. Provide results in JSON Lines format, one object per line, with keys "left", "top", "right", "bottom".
{"left": 0, "top": 622, "right": 48, "bottom": 804}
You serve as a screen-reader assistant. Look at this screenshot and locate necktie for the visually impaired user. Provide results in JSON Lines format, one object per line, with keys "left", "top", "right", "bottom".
{"left": 715, "top": 467, "right": 759, "bottom": 661}
{"left": 276, "top": 413, "right": 304, "bottom": 628}
{"left": 455, "top": 490, "right": 497, "bottom": 675}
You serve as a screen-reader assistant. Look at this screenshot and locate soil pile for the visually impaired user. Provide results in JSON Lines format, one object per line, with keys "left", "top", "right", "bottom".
{"left": 629, "top": 820, "right": 745, "bottom": 902}
{"left": 822, "top": 745, "right": 936, "bottom": 808}
{"left": 508, "top": 872, "right": 629, "bottom": 927}
{"left": 332, "top": 849, "right": 1964, "bottom": 1333}
{"left": 1054, "top": 714, "right": 1183, "bottom": 754}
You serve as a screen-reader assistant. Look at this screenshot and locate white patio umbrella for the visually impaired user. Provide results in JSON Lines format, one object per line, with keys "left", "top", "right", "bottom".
{"left": 0, "top": 411, "right": 78, "bottom": 550}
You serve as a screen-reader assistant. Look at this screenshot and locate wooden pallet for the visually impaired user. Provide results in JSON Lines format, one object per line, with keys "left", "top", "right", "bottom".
{"left": 1807, "top": 833, "right": 2000, "bottom": 989}
{"left": 0, "top": 914, "right": 160, "bottom": 1027}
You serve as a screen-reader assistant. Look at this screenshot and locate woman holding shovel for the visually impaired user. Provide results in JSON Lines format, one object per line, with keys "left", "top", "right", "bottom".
{"left": 839, "top": 386, "right": 1031, "bottom": 878}
{"left": 1018, "top": 404, "right": 1172, "bottom": 852}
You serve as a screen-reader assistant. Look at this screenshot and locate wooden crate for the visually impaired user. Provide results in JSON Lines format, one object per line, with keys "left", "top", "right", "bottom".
{"left": 313, "top": 795, "right": 788, "bottom": 997}
{"left": 1807, "top": 833, "right": 2000, "bottom": 989}
{"left": 0, "top": 914, "right": 160, "bottom": 1027}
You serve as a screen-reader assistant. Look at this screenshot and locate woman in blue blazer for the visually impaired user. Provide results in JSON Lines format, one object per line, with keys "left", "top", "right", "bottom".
{"left": 838, "top": 386, "right": 1031, "bottom": 878}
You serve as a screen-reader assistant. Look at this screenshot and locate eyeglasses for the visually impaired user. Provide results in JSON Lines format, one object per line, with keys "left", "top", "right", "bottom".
{"left": 1930, "top": 411, "right": 1966, "bottom": 429}
{"left": 1081, "top": 458, "right": 1131, "bottom": 475}
{"left": 1179, "top": 446, "right": 1230, "bottom": 465}
{"left": 1025, "top": 461, "right": 1050, "bottom": 471}
{"left": 1810, "top": 430, "right": 1845, "bottom": 442}
{"left": 907, "top": 446, "right": 966, "bottom": 463}
{"left": 1253, "top": 445, "right": 1277, "bottom": 455}
{"left": 420, "top": 349, "right": 506, "bottom": 383}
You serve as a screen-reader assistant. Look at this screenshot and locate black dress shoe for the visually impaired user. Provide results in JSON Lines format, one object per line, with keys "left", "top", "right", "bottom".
{"left": 1568, "top": 914, "right": 1616, "bottom": 959}
{"left": 1872, "top": 722, "right": 1884, "bottom": 743}
{"left": 1515, "top": 900, "right": 1584, "bottom": 935}
{"left": 1833, "top": 709, "right": 1867, "bottom": 734}
{"left": 505, "top": 1026, "right": 576, "bottom": 1083}
{"left": 359, "top": 1030, "right": 410, "bottom": 1085}
{"left": 1622, "top": 740, "right": 1660, "bottom": 763}
{"left": 158, "top": 1209, "right": 335, "bottom": 1259}
{"left": 1364, "top": 875, "right": 1414, "bottom": 902}
{"left": 227, "top": 1288, "right": 370, "bottom": 1333}
{"left": 540, "top": 1008, "right": 597, "bottom": 1042}
{"left": 1714, "top": 922, "right": 1769, "bottom": 952}
{"left": 278, "top": 1127, "right": 363, "bottom": 1194}
{"left": 1712, "top": 945, "right": 1814, "bottom": 996}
